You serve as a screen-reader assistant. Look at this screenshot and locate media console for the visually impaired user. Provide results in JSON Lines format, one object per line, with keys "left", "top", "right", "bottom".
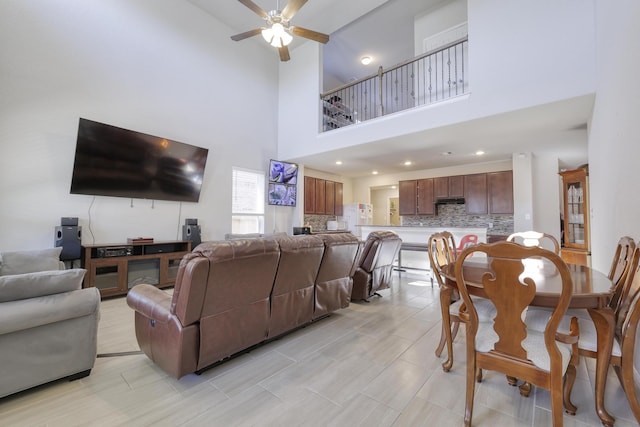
{"left": 81, "top": 240, "right": 191, "bottom": 298}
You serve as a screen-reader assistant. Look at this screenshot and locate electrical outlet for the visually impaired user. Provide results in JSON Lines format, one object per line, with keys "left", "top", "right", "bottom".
{"left": 488, "top": 222, "right": 493, "bottom": 228}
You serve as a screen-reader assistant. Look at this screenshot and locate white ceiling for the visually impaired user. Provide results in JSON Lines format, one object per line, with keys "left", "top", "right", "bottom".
{"left": 189, "top": 0, "right": 592, "bottom": 178}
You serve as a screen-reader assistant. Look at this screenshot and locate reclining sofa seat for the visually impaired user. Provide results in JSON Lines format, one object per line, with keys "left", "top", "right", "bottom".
{"left": 351, "top": 230, "right": 402, "bottom": 301}
{"left": 127, "top": 233, "right": 362, "bottom": 379}
{"left": 127, "top": 238, "right": 280, "bottom": 378}
{"left": 268, "top": 234, "right": 325, "bottom": 338}
{"left": 313, "top": 233, "right": 361, "bottom": 318}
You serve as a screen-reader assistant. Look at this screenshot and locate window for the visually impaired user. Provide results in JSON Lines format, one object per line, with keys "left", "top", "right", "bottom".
{"left": 232, "top": 167, "right": 265, "bottom": 234}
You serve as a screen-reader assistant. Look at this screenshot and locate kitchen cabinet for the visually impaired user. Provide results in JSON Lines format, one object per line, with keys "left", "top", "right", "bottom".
{"left": 325, "top": 180, "right": 335, "bottom": 214}
{"left": 417, "top": 178, "right": 435, "bottom": 214}
{"left": 435, "top": 176, "right": 464, "bottom": 199}
{"left": 464, "top": 173, "right": 488, "bottom": 214}
{"left": 334, "top": 182, "right": 343, "bottom": 216}
{"left": 315, "top": 178, "right": 326, "bottom": 214}
{"left": 304, "top": 176, "right": 316, "bottom": 214}
{"left": 399, "top": 180, "right": 418, "bottom": 215}
{"left": 304, "top": 176, "right": 343, "bottom": 215}
{"left": 488, "top": 171, "right": 513, "bottom": 214}
{"left": 399, "top": 179, "right": 434, "bottom": 215}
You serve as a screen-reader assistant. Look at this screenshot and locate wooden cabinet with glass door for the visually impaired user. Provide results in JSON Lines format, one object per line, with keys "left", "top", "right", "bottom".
{"left": 560, "top": 167, "right": 590, "bottom": 266}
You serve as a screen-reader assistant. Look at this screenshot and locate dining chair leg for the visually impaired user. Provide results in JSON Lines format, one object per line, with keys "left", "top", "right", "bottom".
{"left": 563, "top": 364, "right": 577, "bottom": 415}
{"left": 614, "top": 363, "right": 640, "bottom": 423}
{"left": 437, "top": 286, "right": 456, "bottom": 372}
{"left": 465, "top": 353, "right": 476, "bottom": 427}
{"left": 550, "top": 376, "right": 565, "bottom": 427}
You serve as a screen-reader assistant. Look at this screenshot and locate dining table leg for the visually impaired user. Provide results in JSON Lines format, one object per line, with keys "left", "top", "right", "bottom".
{"left": 587, "top": 306, "right": 616, "bottom": 427}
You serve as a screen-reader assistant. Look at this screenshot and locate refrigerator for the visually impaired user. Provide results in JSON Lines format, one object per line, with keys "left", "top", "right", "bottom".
{"left": 342, "top": 203, "right": 373, "bottom": 238}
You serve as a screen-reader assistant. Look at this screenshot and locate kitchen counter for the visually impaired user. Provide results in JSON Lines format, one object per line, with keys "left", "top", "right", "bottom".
{"left": 360, "top": 226, "right": 487, "bottom": 245}
{"left": 360, "top": 226, "right": 488, "bottom": 272}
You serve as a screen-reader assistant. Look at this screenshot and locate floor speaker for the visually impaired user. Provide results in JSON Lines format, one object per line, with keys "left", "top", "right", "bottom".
{"left": 182, "top": 224, "right": 201, "bottom": 248}
{"left": 55, "top": 226, "right": 82, "bottom": 261}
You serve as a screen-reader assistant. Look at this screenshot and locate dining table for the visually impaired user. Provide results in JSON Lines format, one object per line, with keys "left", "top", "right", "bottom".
{"left": 442, "top": 257, "right": 617, "bottom": 427}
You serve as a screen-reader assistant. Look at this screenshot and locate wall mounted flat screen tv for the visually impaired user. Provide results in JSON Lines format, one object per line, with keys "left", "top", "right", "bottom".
{"left": 70, "top": 118, "right": 209, "bottom": 202}
{"left": 268, "top": 159, "right": 298, "bottom": 206}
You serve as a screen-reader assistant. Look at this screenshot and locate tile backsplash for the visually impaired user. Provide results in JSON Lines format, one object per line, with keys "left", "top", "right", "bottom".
{"left": 304, "top": 204, "right": 513, "bottom": 235}
{"left": 400, "top": 204, "right": 513, "bottom": 236}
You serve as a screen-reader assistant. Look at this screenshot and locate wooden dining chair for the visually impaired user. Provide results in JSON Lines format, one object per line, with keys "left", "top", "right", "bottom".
{"left": 428, "top": 231, "right": 459, "bottom": 372}
{"left": 507, "top": 230, "right": 561, "bottom": 254}
{"left": 455, "top": 242, "right": 579, "bottom": 427}
{"left": 456, "top": 234, "right": 478, "bottom": 255}
{"left": 607, "top": 236, "right": 636, "bottom": 314}
{"left": 429, "top": 231, "right": 496, "bottom": 373}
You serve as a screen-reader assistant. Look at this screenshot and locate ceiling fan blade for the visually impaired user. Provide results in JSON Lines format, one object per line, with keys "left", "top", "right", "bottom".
{"left": 237, "top": 0, "right": 268, "bottom": 19}
{"left": 291, "top": 26, "right": 329, "bottom": 44}
{"left": 282, "top": 0, "right": 308, "bottom": 20}
{"left": 230, "top": 28, "right": 263, "bottom": 41}
{"left": 279, "top": 46, "right": 291, "bottom": 62}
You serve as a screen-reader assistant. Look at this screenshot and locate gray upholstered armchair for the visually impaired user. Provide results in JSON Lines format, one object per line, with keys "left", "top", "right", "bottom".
{"left": 0, "top": 247, "right": 100, "bottom": 398}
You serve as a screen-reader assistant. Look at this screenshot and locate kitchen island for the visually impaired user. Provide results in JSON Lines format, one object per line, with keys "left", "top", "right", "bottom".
{"left": 359, "top": 226, "right": 488, "bottom": 273}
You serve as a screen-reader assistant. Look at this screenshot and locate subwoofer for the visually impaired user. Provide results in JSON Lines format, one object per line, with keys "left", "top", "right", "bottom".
{"left": 54, "top": 225, "right": 82, "bottom": 261}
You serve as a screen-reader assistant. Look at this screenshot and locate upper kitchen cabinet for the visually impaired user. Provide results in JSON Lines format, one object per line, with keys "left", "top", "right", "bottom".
{"left": 488, "top": 171, "right": 514, "bottom": 214}
{"left": 435, "top": 176, "right": 464, "bottom": 199}
{"left": 417, "top": 178, "right": 435, "bottom": 215}
{"left": 399, "top": 180, "right": 418, "bottom": 215}
{"left": 334, "top": 182, "right": 343, "bottom": 216}
{"left": 304, "top": 176, "right": 316, "bottom": 214}
{"left": 464, "top": 173, "right": 488, "bottom": 214}
{"left": 304, "top": 176, "right": 343, "bottom": 215}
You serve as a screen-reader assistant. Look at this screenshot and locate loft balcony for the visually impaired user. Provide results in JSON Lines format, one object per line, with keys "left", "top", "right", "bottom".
{"left": 321, "top": 37, "right": 469, "bottom": 132}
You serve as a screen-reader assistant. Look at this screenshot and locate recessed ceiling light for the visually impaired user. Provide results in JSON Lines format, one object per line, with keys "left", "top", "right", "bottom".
{"left": 404, "top": 161, "right": 412, "bottom": 166}
{"left": 335, "top": 160, "right": 343, "bottom": 165}
{"left": 475, "top": 150, "right": 485, "bottom": 156}
{"left": 361, "top": 56, "right": 372, "bottom": 65}
{"left": 442, "top": 151, "right": 453, "bottom": 156}
{"left": 372, "top": 170, "right": 379, "bottom": 175}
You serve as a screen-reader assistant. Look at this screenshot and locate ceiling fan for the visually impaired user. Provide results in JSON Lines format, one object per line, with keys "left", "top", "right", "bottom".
{"left": 230, "top": 0, "right": 330, "bottom": 62}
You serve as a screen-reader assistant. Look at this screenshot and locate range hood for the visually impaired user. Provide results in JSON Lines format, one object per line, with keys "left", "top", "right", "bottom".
{"left": 435, "top": 197, "right": 466, "bottom": 205}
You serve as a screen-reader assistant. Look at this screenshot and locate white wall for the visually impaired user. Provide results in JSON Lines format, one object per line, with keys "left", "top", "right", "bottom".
{"left": 0, "top": 0, "right": 280, "bottom": 251}
{"left": 589, "top": 0, "right": 640, "bottom": 272}
{"left": 414, "top": 0, "right": 468, "bottom": 56}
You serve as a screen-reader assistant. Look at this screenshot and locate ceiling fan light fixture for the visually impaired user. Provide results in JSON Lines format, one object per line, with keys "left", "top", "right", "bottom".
{"left": 261, "top": 27, "right": 274, "bottom": 43}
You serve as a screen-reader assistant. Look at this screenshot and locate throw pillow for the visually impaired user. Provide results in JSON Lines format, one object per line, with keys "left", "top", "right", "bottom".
{"left": 0, "top": 268, "right": 86, "bottom": 302}
{"left": 0, "top": 247, "right": 63, "bottom": 276}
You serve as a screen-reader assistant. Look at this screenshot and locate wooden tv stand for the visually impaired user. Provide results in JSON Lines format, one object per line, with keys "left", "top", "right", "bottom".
{"left": 80, "top": 240, "right": 191, "bottom": 298}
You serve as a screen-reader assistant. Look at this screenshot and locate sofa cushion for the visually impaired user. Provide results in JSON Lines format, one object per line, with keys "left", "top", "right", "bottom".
{"left": 0, "top": 247, "right": 63, "bottom": 276}
{"left": 0, "top": 269, "right": 85, "bottom": 302}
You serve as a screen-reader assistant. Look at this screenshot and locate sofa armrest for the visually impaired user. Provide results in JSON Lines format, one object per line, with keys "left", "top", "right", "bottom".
{"left": 126, "top": 284, "right": 172, "bottom": 324}
{"left": 0, "top": 287, "right": 100, "bottom": 335}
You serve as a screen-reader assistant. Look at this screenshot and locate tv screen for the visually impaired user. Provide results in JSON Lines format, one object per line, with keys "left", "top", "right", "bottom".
{"left": 268, "top": 159, "right": 298, "bottom": 206}
{"left": 70, "top": 118, "right": 208, "bottom": 202}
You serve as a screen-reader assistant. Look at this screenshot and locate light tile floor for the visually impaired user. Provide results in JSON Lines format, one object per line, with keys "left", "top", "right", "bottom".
{"left": 1, "top": 271, "right": 638, "bottom": 426}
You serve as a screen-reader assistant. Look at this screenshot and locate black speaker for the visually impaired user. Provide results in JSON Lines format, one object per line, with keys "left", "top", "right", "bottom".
{"left": 55, "top": 225, "right": 82, "bottom": 261}
{"left": 182, "top": 224, "right": 201, "bottom": 248}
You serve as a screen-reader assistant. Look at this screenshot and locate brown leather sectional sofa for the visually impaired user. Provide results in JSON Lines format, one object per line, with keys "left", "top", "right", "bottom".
{"left": 126, "top": 233, "right": 361, "bottom": 379}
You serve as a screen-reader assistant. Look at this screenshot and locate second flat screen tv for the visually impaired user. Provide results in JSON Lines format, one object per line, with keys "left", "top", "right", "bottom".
{"left": 268, "top": 159, "right": 298, "bottom": 206}
{"left": 70, "top": 118, "right": 209, "bottom": 202}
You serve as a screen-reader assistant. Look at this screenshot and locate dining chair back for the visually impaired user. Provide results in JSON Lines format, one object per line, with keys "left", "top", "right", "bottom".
{"left": 507, "top": 230, "right": 560, "bottom": 254}
{"left": 607, "top": 236, "right": 636, "bottom": 314}
{"left": 455, "top": 241, "right": 579, "bottom": 427}
{"left": 456, "top": 234, "right": 478, "bottom": 255}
